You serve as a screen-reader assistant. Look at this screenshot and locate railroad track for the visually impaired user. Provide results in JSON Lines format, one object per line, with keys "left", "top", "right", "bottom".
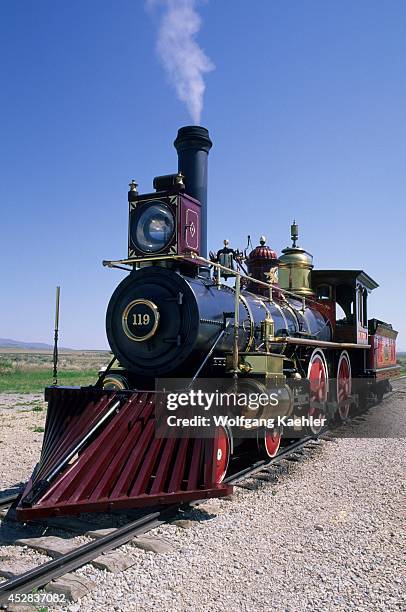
{"left": 0, "top": 495, "right": 19, "bottom": 512}
{"left": 0, "top": 433, "right": 324, "bottom": 607}
{"left": 0, "top": 387, "right": 398, "bottom": 607}
{"left": 0, "top": 504, "right": 179, "bottom": 607}
{"left": 225, "top": 434, "right": 323, "bottom": 485}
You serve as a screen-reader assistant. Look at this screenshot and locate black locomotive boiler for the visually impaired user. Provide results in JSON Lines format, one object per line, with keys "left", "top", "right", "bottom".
{"left": 16, "top": 126, "right": 400, "bottom": 520}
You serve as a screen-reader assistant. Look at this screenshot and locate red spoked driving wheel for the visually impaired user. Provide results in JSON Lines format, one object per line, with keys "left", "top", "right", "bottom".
{"left": 213, "top": 426, "right": 231, "bottom": 483}
{"left": 307, "top": 349, "right": 328, "bottom": 435}
{"left": 257, "top": 427, "right": 282, "bottom": 459}
{"left": 337, "top": 351, "right": 352, "bottom": 421}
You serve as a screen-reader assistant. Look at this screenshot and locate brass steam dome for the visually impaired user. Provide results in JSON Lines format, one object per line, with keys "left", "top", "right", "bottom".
{"left": 278, "top": 221, "right": 314, "bottom": 297}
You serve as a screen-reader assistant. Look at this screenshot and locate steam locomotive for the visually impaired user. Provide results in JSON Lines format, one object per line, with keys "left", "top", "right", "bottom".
{"left": 16, "top": 126, "right": 399, "bottom": 520}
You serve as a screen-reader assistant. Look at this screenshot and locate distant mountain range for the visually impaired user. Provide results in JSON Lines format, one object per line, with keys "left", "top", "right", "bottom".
{"left": 0, "top": 338, "right": 62, "bottom": 350}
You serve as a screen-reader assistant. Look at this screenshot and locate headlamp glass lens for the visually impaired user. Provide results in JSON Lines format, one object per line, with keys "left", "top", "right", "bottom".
{"left": 134, "top": 202, "right": 175, "bottom": 253}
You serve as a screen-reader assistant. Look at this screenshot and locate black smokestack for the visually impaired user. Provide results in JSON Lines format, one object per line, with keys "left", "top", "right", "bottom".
{"left": 174, "top": 126, "right": 212, "bottom": 258}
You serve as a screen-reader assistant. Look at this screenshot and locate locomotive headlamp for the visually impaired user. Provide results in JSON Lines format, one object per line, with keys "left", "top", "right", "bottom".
{"left": 131, "top": 201, "right": 175, "bottom": 254}
{"left": 128, "top": 192, "right": 202, "bottom": 259}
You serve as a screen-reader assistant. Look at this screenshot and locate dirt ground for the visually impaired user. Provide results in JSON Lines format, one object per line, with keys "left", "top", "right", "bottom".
{"left": 0, "top": 393, "right": 46, "bottom": 491}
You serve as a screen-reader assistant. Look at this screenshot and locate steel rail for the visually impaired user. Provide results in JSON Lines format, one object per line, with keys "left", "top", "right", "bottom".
{"left": 0, "top": 504, "right": 179, "bottom": 604}
{"left": 225, "top": 435, "right": 323, "bottom": 485}
{"left": 0, "top": 493, "right": 20, "bottom": 509}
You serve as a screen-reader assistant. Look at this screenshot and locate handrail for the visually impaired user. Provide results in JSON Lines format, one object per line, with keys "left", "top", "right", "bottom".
{"left": 102, "top": 253, "right": 324, "bottom": 308}
{"left": 102, "top": 253, "right": 337, "bottom": 380}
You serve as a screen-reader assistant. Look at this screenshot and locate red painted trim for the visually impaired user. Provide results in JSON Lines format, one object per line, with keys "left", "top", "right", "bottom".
{"left": 17, "top": 388, "right": 232, "bottom": 520}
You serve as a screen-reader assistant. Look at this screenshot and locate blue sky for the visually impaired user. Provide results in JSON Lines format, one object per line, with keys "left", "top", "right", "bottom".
{"left": 1, "top": 1, "right": 405, "bottom": 349}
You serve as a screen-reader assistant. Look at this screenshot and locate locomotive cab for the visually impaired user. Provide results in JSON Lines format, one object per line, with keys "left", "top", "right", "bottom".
{"left": 312, "top": 270, "right": 378, "bottom": 345}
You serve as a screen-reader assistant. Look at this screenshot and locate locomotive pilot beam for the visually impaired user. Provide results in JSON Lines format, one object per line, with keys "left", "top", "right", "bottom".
{"left": 16, "top": 125, "right": 400, "bottom": 520}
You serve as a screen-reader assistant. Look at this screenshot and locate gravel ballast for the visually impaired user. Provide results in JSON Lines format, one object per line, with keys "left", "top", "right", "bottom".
{"left": 0, "top": 382, "right": 405, "bottom": 611}
{"left": 0, "top": 394, "right": 46, "bottom": 491}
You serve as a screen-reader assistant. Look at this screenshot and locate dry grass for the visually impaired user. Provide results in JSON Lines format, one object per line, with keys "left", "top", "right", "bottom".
{"left": 0, "top": 350, "right": 110, "bottom": 371}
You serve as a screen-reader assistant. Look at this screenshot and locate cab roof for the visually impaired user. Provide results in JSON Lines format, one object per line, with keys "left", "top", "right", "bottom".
{"left": 312, "top": 270, "right": 379, "bottom": 291}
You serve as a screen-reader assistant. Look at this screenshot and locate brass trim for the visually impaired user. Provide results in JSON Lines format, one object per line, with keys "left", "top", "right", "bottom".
{"left": 229, "top": 286, "right": 255, "bottom": 352}
{"left": 272, "top": 300, "right": 289, "bottom": 349}
{"left": 122, "top": 299, "right": 160, "bottom": 342}
{"left": 102, "top": 375, "right": 128, "bottom": 390}
{"left": 274, "top": 336, "right": 370, "bottom": 349}
{"left": 233, "top": 275, "right": 241, "bottom": 375}
{"left": 278, "top": 262, "right": 312, "bottom": 270}
{"left": 239, "top": 292, "right": 255, "bottom": 351}
{"left": 365, "top": 365, "right": 400, "bottom": 373}
{"left": 256, "top": 299, "right": 273, "bottom": 350}
{"left": 255, "top": 297, "right": 287, "bottom": 354}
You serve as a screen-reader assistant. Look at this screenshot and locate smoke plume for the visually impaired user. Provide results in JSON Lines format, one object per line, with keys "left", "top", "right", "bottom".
{"left": 146, "top": 0, "right": 214, "bottom": 124}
